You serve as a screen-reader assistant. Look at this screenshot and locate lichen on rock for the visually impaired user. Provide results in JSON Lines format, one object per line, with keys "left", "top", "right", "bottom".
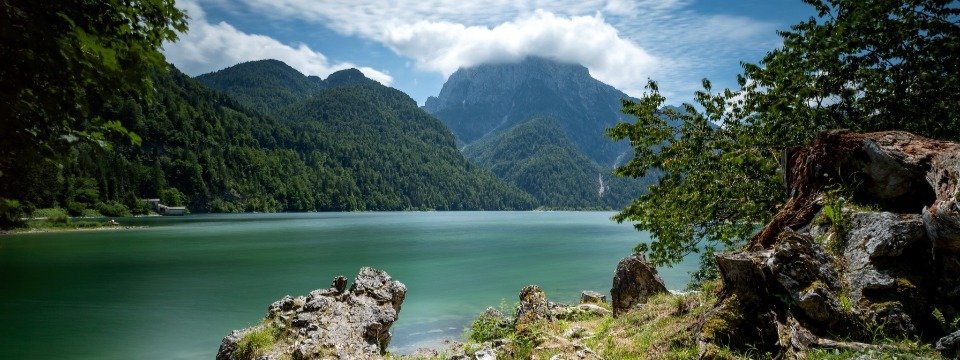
{"left": 610, "top": 253, "right": 668, "bottom": 317}
{"left": 216, "top": 267, "right": 406, "bottom": 360}
{"left": 701, "top": 130, "right": 960, "bottom": 359}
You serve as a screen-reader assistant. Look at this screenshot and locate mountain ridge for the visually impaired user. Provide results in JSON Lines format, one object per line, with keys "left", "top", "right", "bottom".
{"left": 195, "top": 59, "right": 379, "bottom": 116}
{"left": 11, "top": 61, "right": 538, "bottom": 214}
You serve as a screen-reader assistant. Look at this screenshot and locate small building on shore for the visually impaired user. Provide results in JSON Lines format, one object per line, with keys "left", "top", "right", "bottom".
{"left": 157, "top": 205, "right": 186, "bottom": 216}
{"left": 144, "top": 198, "right": 186, "bottom": 216}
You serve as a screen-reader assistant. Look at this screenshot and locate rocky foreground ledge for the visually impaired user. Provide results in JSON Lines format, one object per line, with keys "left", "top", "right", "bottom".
{"left": 215, "top": 254, "right": 669, "bottom": 360}
{"left": 216, "top": 267, "right": 406, "bottom": 360}
{"left": 216, "top": 131, "right": 960, "bottom": 360}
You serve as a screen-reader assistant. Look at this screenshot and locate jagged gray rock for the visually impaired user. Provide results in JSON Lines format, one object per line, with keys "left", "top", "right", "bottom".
{"left": 937, "top": 330, "right": 960, "bottom": 358}
{"left": 579, "top": 290, "right": 606, "bottom": 304}
{"left": 610, "top": 253, "right": 667, "bottom": 316}
{"left": 474, "top": 346, "right": 496, "bottom": 360}
{"left": 515, "top": 285, "right": 554, "bottom": 330}
{"left": 923, "top": 151, "right": 960, "bottom": 254}
{"left": 847, "top": 211, "right": 927, "bottom": 259}
{"left": 703, "top": 232, "right": 860, "bottom": 356}
{"left": 703, "top": 131, "right": 960, "bottom": 358}
{"left": 216, "top": 267, "right": 406, "bottom": 360}
{"left": 768, "top": 233, "right": 852, "bottom": 331}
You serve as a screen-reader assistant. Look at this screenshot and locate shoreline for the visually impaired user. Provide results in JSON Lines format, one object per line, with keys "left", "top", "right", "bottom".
{"left": 1, "top": 225, "right": 148, "bottom": 236}
{"left": 1, "top": 210, "right": 620, "bottom": 236}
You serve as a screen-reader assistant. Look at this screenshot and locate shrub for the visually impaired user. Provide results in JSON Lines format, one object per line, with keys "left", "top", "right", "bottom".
{"left": 123, "top": 192, "right": 151, "bottom": 215}
{"left": 0, "top": 198, "right": 25, "bottom": 229}
{"left": 66, "top": 201, "right": 87, "bottom": 217}
{"left": 234, "top": 324, "right": 282, "bottom": 360}
{"left": 96, "top": 201, "right": 131, "bottom": 217}
{"left": 159, "top": 187, "right": 186, "bottom": 207}
{"left": 820, "top": 187, "right": 851, "bottom": 255}
{"left": 32, "top": 207, "right": 67, "bottom": 219}
{"left": 81, "top": 208, "right": 102, "bottom": 217}
{"left": 210, "top": 198, "right": 240, "bottom": 213}
{"left": 48, "top": 212, "right": 70, "bottom": 225}
{"left": 468, "top": 310, "right": 514, "bottom": 343}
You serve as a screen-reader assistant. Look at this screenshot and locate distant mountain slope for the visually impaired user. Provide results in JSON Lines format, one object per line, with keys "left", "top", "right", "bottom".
{"left": 195, "top": 60, "right": 382, "bottom": 116}
{"left": 194, "top": 59, "right": 325, "bottom": 115}
{"left": 276, "top": 79, "right": 537, "bottom": 210}
{"left": 14, "top": 63, "right": 538, "bottom": 213}
{"left": 464, "top": 117, "right": 649, "bottom": 209}
{"left": 424, "top": 57, "right": 634, "bottom": 167}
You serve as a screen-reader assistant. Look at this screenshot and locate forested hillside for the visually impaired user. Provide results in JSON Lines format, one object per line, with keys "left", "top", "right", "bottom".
{"left": 464, "top": 117, "right": 649, "bottom": 209}
{"left": 194, "top": 59, "right": 326, "bottom": 116}
{"left": 4, "top": 65, "right": 536, "bottom": 218}
{"left": 276, "top": 76, "right": 537, "bottom": 210}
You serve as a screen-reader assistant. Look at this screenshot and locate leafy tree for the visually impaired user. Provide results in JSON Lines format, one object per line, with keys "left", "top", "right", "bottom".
{"left": 610, "top": 0, "right": 960, "bottom": 267}
{"left": 0, "top": 0, "right": 187, "bottom": 222}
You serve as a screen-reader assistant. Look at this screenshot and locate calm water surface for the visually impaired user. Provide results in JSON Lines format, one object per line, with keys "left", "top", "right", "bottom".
{"left": 0, "top": 212, "right": 696, "bottom": 359}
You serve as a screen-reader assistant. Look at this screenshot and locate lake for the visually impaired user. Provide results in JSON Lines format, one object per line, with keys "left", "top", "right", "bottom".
{"left": 0, "top": 212, "right": 697, "bottom": 359}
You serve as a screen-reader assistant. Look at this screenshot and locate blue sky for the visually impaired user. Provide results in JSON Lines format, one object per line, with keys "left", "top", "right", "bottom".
{"left": 163, "top": 0, "right": 815, "bottom": 105}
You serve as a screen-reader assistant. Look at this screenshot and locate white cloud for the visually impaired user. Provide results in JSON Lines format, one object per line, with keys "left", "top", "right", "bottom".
{"left": 163, "top": 0, "right": 393, "bottom": 85}
{"left": 222, "top": 0, "right": 777, "bottom": 99}
{"left": 174, "top": 0, "right": 781, "bottom": 101}
{"left": 383, "top": 10, "right": 659, "bottom": 96}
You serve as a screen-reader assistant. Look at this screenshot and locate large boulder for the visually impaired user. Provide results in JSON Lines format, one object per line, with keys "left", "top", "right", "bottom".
{"left": 701, "top": 232, "right": 859, "bottom": 356}
{"left": 216, "top": 267, "right": 406, "bottom": 360}
{"left": 610, "top": 253, "right": 667, "bottom": 317}
{"left": 701, "top": 131, "right": 960, "bottom": 358}
{"left": 840, "top": 211, "right": 936, "bottom": 336}
{"left": 579, "top": 290, "right": 606, "bottom": 304}
{"left": 937, "top": 330, "right": 960, "bottom": 358}
{"left": 515, "top": 285, "right": 554, "bottom": 331}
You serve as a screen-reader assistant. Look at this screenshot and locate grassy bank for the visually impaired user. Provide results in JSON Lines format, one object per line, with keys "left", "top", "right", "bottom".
{"left": 1, "top": 207, "right": 149, "bottom": 234}
{"left": 395, "top": 281, "right": 944, "bottom": 360}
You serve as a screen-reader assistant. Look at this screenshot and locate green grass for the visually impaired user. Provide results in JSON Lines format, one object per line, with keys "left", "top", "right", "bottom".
{"left": 467, "top": 310, "right": 513, "bottom": 343}
{"left": 11, "top": 207, "right": 131, "bottom": 232}
{"left": 234, "top": 323, "right": 285, "bottom": 360}
{"left": 820, "top": 187, "right": 850, "bottom": 255}
{"left": 808, "top": 342, "right": 942, "bottom": 360}
{"left": 586, "top": 291, "right": 710, "bottom": 359}
{"left": 31, "top": 207, "right": 69, "bottom": 219}
{"left": 466, "top": 301, "right": 515, "bottom": 343}
{"left": 20, "top": 218, "right": 118, "bottom": 232}
{"left": 402, "top": 279, "right": 947, "bottom": 360}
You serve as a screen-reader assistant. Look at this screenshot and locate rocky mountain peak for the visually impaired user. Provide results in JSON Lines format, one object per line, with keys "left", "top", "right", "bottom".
{"left": 424, "top": 56, "right": 633, "bottom": 167}
{"left": 325, "top": 68, "right": 377, "bottom": 88}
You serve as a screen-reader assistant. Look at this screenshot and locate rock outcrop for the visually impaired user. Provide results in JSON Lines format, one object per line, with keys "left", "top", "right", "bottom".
{"left": 579, "top": 290, "right": 606, "bottom": 304}
{"left": 445, "top": 285, "right": 607, "bottom": 360}
{"left": 610, "top": 253, "right": 668, "bottom": 316}
{"left": 938, "top": 330, "right": 960, "bottom": 358}
{"left": 515, "top": 285, "right": 555, "bottom": 330}
{"left": 216, "top": 267, "right": 406, "bottom": 360}
{"left": 701, "top": 131, "right": 960, "bottom": 358}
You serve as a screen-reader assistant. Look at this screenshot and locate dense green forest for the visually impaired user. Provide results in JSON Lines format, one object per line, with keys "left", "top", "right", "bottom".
{"left": 2, "top": 64, "right": 536, "bottom": 221}
{"left": 194, "top": 59, "right": 328, "bottom": 116}
{"left": 464, "top": 117, "right": 650, "bottom": 209}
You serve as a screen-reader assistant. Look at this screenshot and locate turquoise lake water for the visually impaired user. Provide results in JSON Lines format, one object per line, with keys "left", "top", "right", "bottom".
{"left": 0, "top": 212, "right": 697, "bottom": 359}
